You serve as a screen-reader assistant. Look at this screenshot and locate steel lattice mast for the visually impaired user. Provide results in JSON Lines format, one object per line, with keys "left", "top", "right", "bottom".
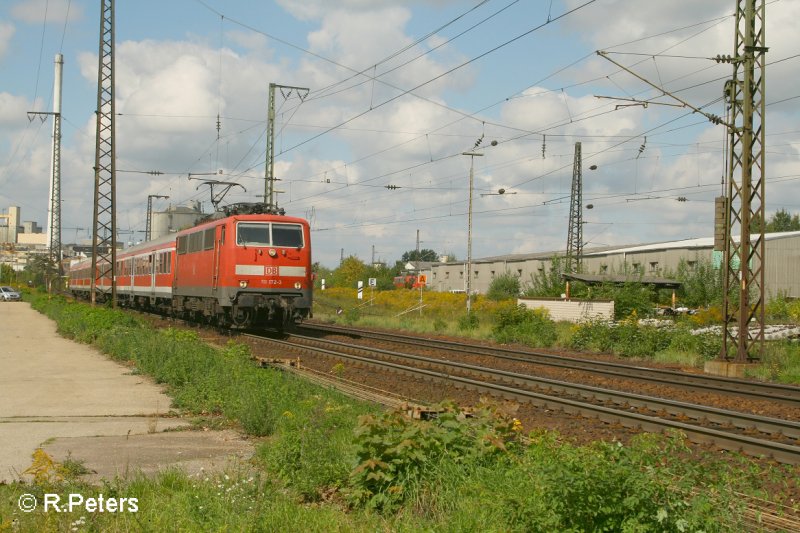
{"left": 91, "top": 0, "right": 117, "bottom": 306}
{"left": 719, "top": 0, "right": 767, "bottom": 362}
{"left": 263, "top": 83, "right": 308, "bottom": 209}
{"left": 566, "top": 142, "right": 583, "bottom": 273}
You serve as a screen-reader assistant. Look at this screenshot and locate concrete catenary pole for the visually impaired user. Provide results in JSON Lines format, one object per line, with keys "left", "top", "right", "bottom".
{"left": 46, "top": 54, "right": 64, "bottom": 275}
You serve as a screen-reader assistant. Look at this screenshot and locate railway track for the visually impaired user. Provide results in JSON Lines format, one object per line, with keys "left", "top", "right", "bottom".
{"left": 247, "top": 329, "right": 800, "bottom": 465}
{"left": 298, "top": 322, "right": 800, "bottom": 406}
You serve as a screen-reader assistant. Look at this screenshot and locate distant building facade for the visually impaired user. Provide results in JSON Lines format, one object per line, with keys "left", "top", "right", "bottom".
{"left": 1, "top": 206, "right": 47, "bottom": 272}
{"left": 429, "top": 232, "right": 800, "bottom": 301}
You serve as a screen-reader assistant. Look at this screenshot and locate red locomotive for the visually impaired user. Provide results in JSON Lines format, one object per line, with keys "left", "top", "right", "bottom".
{"left": 68, "top": 203, "right": 313, "bottom": 329}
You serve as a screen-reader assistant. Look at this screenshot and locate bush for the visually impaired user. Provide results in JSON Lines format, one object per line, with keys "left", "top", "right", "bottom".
{"left": 486, "top": 273, "right": 521, "bottom": 301}
{"left": 788, "top": 300, "right": 800, "bottom": 324}
{"left": 568, "top": 319, "right": 615, "bottom": 353}
{"left": 594, "top": 283, "right": 655, "bottom": 319}
{"left": 766, "top": 294, "right": 791, "bottom": 321}
{"left": 491, "top": 304, "right": 557, "bottom": 347}
{"left": 568, "top": 318, "right": 718, "bottom": 359}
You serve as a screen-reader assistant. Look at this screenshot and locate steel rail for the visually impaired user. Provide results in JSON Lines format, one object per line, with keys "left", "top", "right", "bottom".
{"left": 299, "top": 322, "right": 800, "bottom": 405}
{"left": 286, "top": 333, "right": 800, "bottom": 440}
{"left": 248, "top": 333, "right": 800, "bottom": 464}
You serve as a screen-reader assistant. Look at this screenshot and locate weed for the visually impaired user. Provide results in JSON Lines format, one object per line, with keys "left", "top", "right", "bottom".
{"left": 457, "top": 312, "right": 479, "bottom": 331}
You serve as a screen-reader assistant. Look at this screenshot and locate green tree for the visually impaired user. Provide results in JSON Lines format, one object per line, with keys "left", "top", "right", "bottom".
{"left": 401, "top": 248, "right": 439, "bottom": 263}
{"left": 23, "top": 254, "right": 58, "bottom": 289}
{"left": 486, "top": 272, "right": 522, "bottom": 301}
{"left": 765, "top": 208, "right": 800, "bottom": 232}
{"left": 313, "top": 262, "right": 333, "bottom": 289}
{"left": 0, "top": 263, "right": 16, "bottom": 285}
{"left": 363, "top": 263, "right": 396, "bottom": 290}
{"left": 329, "top": 256, "right": 367, "bottom": 288}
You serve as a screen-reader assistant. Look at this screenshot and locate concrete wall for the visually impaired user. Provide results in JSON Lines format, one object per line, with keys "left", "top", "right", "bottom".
{"left": 518, "top": 297, "right": 614, "bottom": 323}
{"left": 17, "top": 233, "right": 47, "bottom": 246}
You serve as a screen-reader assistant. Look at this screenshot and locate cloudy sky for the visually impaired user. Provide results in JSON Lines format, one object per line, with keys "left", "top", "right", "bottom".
{"left": 1, "top": 0, "right": 798, "bottom": 268}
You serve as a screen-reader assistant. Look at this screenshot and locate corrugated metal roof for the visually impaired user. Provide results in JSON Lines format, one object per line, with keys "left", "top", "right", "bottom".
{"left": 584, "top": 231, "right": 800, "bottom": 256}
{"left": 434, "top": 231, "right": 800, "bottom": 265}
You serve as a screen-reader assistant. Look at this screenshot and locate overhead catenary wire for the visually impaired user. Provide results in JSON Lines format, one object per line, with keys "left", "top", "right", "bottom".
{"left": 12, "top": 0, "right": 794, "bottom": 252}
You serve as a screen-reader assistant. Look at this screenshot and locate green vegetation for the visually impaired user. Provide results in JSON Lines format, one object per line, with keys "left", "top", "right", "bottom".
{"left": 491, "top": 301, "right": 557, "bottom": 347}
{"left": 1, "top": 292, "right": 797, "bottom": 532}
{"left": 315, "top": 286, "right": 800, "bottom": 383}
{"left": 486, "top": 271, "right": 522, "bottom": 301}
{"left": 763, "top": 208, "right": 800, "bottom": 233}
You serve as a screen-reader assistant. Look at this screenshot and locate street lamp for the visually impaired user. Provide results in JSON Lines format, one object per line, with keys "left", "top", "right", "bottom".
{"left": 462, "top": 151, "right": 484, "bottom": 313}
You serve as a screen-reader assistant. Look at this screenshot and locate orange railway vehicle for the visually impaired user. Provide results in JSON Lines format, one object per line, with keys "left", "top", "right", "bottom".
{"left": 68, "top": 203, "right": 313, "bottom": 330}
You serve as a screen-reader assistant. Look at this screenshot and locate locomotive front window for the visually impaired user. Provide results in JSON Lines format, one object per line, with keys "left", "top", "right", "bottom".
{"left": 237, "top": 223, "right": 271, "bottom": 246}
{"left": 271, "top": 224, "right": 304, "bottom": 248}
{"left": 236, "top": 222, "right": 304, "bottom": 248}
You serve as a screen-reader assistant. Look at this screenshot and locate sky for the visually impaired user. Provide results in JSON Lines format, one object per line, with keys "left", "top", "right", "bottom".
{"left": 0, "top": 0, "right": 798, "bottom": 269}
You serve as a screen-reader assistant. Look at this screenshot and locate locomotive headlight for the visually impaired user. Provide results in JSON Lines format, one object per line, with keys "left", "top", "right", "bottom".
{"left": 268, "top": 248, "right": 278, "bottom": 257}
{"left": 294, "top": 282, "right": 302, "bottom": 289}
{"left": 239, "top": 280, "right": 248, "bottom": 288}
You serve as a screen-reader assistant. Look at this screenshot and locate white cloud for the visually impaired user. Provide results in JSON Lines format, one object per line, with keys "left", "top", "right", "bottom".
{"left": 10, "top": 0, "right": 82, "bottom": 24}
{"left": 277, "top": 0, "right": 458, "bottom": 21}
{"left": 0, "top": 22, "right": 14, "bottom": 60}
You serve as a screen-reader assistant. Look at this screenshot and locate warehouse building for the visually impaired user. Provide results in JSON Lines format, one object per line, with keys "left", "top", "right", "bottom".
{"left": 429, "top": 231, "right": 800, "bottom": 300}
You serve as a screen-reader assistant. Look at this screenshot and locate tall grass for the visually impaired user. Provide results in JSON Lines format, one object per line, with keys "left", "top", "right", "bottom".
{"left": 3, "top": 292, "right": 794, "bottom": 532}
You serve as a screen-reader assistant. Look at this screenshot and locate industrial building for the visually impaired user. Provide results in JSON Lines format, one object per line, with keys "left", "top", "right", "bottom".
{"left": 149, "top": 202, "right": 204, "bottom": 240}
{"left": 428, "top": 231, "right": 800, "bottom": 301}
{"left": 0, "top": 206, "right": 48, "bottom": 273}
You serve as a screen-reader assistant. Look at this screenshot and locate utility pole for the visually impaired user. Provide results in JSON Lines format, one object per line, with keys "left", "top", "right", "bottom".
{"left": 145, "top": 195, "right": 169, "bottom": 241}
{"left": 416, "top": 229, "right": 422, "bottom": 315}
{"left": 264, "top": 83, "right": 309, "bottom": 210}
{"left": 596, "top": 0, "right": 767, "bottom": 362}
{"left": 462, "top": 150, "right": 484, "bottom": 313}
{"left": 718, "top": 0, "right": 767, "bottom": 362}
{"left": 28, "top": 54, "right": 64, "bottom": 279}
{"left": 566, "top": 142, "right": 583, "bottom": 274}
{"left": 91, "top": 0, "right": 117, "bottom": 306}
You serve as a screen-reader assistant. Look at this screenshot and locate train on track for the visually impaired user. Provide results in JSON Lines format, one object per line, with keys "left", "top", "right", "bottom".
{"left": 68, "top": 203, "right": 313, "bottom": 330}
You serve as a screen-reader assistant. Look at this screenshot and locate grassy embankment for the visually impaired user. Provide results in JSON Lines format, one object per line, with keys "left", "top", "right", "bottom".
{"left": 0, "top": 292, "right": 797, "bottom": 531}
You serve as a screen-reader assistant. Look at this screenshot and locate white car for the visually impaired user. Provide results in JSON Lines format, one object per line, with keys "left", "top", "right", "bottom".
{"left": 0, "top": 286, "right": 21, "bottom": 301}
